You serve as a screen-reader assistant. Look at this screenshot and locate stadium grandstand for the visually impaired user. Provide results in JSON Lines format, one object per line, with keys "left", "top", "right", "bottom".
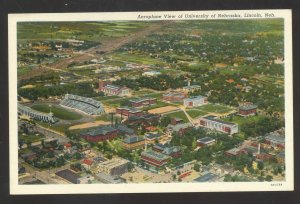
{"left": 18, "top": 103, "right": 57, "bottom": 123}
{"left": 60, "top": 94, "right": 105, "bottom": 115}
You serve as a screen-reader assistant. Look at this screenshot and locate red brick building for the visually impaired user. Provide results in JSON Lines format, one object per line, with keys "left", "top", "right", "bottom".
{"left": 98, "top": 80, "right": 131, "bottom": 96}
{"left": 129, "top": 98, "right": 156, "bottom": 108}
{"left": 80, "top": 126, "right": 119, "bottom": 142}
{"left": 163, "top": 92, "right": 187, "bottom": 102}
{"left": 141, "top": 150, "right": 171, "bottom": 167}
{"left": 116, "top": 106, "right": 144, "bottom": 118}
{"left": 238, "top": 103, "right": 257, "bottom": 116}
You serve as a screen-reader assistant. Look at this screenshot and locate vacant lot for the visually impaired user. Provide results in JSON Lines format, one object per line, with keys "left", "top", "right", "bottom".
{"left": 69, "top": 120, "right": 110, "bottom": 130}
{"left": 31, "top": 104, "right": 82, "bottom": 120}
{"left": 148, "top": 106, "right": 179, "bottom": 114}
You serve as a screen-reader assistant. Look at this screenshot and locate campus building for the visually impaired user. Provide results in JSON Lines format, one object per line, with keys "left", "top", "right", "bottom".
{"left": 98, "top": 80, "right": 131, "bottom": 96}
{"left": 79, "top": 126, "right": 119, "bottom": 142}
{"left": 116, "top": 106, "right": 144, "bottom": 118}
{"left": 124, "top": 113, "right": 161, "bottom": 127}
{"left": 264, "top": 133, "right": 285, "bottom": 149}
{"left": 142, "top": 71, "right": 161, "bottom": 77}
{"left": 238, "top": 103, "right": 258, "bottom": 116}
{"left": 129, "top": 97, "right": 156, "bottom": 108}
{"left": 198, "top": 115, "right": 238, "bottom": 135}
{"left": 183, "top": 95, "right": 208, "bottom": 107}
{"left": 166, "top": 122, "right": 193, "bottom": 137}
{"left": 122, "top": 135, "right": 145, "bottom": 150}
{"left": 141, "top": 150, "right": 171, "bottom": 167}
{"left": 152, "top": 144, "right": 182, "bottom": 158}
{"left": 197, "top": 137, "right": 216, "bottom": 147}
{"left": 60, "top": 94, "right": 105, "bottom": 115}
{"left": 163, "top": 92, "right": 187, "bottom": 102}
{"left": 18, "top": 104, "right": 57, "bottom": 123}
{"left": 97, "top": 158, "right": 129, "bottom": 176}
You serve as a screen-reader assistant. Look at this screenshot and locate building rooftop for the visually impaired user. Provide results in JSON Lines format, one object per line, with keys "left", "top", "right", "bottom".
{"left": 98, "top": 158, "right": 129, "bottom": 169}
{"left": 182, "top": 85, "right": 201, "bottom": 89}
{"left": 265, "top": 134, "right": 285, "bottom": 144}
{"left": 167, "top": 122, "right": 193, "bottom": 132}
{"left": 55, "top": 169, "right": 80, "bottom": 184}
{"left": 184, "top": 95, "right": 206, "bottom": 101}
{"left": 80, "top": 126, "right": 117, "bottom": 137}
{"left": 202, "top": 115, "right": 237, "bottom": 126}
{"left": 123, "top": 135, "right": 144, "bottom": 144}
{"left": 117, "top": 106, "right": 142, "bottom": 113}
{"left": 116, "top": 124, "right": 135, "bottom": 135}
{"left": 197, "top": 137, "right": 216, "bottom": 144}
{"left": 145, "top": 132, "right": 161, "bottom": 139}
{"left": 129, "top": 97, "right": 156, "bottom": 103}
{"left": 193, "top": 173, "right": 218, "bottom": 182}
{"left": 141, "top": 150, "right": 170, "bottom": 161}
{"left": 239, "top": 103, "right": 258, "bottom": 110}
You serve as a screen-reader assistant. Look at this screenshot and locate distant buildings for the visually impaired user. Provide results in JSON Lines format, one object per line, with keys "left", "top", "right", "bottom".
{"left": 79, "top": 126, "right": 119, "bottom": 142}
{"left": 184, "top": 95, "right": 208, "bottom": 107}
{"left": 197, "top": 137, "right": 216, "bottom": 147}
{"left": 141, "top": 150, "right": 171, "bottom": 167}
{"left": 97, "top": 158, "right": 129, "bottom": 176}
{"left": 129, "top": 97, "right": 156, "bottom": 108}
{"left": 163, "top": 92, "right": 187, "bottom": 102}
{"left": 122, "top": 135, "right": 145, "bottom": 150}
{"left": 98, "top": 80, "right": 131, "bottom": 96}
{"left": 182, "top": 84, "right": 201, "bottom": 93}
{"left": 116, "top": 106, "right": 144, "bottom": 118}
{"left": 124, "top": 113, "right": 160, "bottom": 127}
{"left": 238, "top": 103, "right": 257, "bottom": 117}
{"left": 60, "top": 94, "right": 105, "bottom": 115}
{"left": 199, "top": 115, "right": 238, "bottom": 135}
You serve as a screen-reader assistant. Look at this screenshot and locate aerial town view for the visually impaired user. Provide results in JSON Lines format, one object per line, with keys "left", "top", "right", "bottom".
{"left": 17, "top": 19, "right": 286, "bottom": 185}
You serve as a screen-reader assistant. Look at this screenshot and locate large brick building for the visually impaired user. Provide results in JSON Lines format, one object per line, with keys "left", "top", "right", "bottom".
{"left": 184, "top": 95, "right": 208, "bottom": 107}
{"left": 129, "top": 97, "right": 156, "bottom": 108}
{"left": 163, "top": 92, "right": 187, "bottom": 102}
{"left": 79, "top": 126, "right": 119, "bottom": 142}
{"left": 122, "top": 135, "right": 145, "bottom": 150}
{"left": 116, "top": 106, "right": 144, "bottom": 118}
{"left": 97, "top": 158, "right": 129, "bottom": 176}
{"left": 198, "top": 115, "right": 238, "bottom": 135}
{"left": 238, "top": 103, "right": 257, "bottom": 116}
{"left": 141, "top": 150, "right": 171, "bottom": 167}
{"left": 98, "top": 80, "right": 131, "bottom": 96}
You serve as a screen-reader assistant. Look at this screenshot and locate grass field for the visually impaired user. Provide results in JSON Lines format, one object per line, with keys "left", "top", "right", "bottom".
{"left": 223, "top": 115, "right": 266, "bottom": 126}
{"left": 165, "top": 111, "right": 189, "bottom": 122}
{"left": 19, "top": 133, "right": 44, "bottom": 143}
{"left": 186, "top": 110, "right": 207, "bottom": 118}
{"left": 191, "top": 104, "right": 233, "bottom": 114}
{"left": 142, "top": 100, "right": 170, "bottom": 111}
{"left": 31, "top": 104, "right": 82, "bottom": 120}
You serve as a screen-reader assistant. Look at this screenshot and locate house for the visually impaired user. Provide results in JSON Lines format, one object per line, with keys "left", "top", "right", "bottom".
{"left": 197, "top": 137, "right": 216, "bottom": 147}
{"left": 82, "top": 159, "right": 93, "bottom": 170}
{"left": 141, "top": 150, "right": 171, "bottom": 167}
{"left": 238, "top": 103, "right": 257, "bottom": 116}
{"left": 184, "top": 95, "right": 208, "bottom": 107}
{"left": 122, "top": 135, "right": 145, "bottom": 150}
{"left": 98, "top": 80, "right": 131, "bottom": 96}
{"left": 79, "top": 126, "right": 119, "bottom": 142}
{"left": 198, "top": 115, "right": 238, "bottom": 135}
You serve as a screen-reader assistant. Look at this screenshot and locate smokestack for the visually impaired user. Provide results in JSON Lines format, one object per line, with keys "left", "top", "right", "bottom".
{"left": 109, "top": 112, "right": 115, "bottom": 127}
{"left": 188, "top": 80, "right": 191, "bottom": 87}
{"left": 258, "top": 143, "right": 261, "bottom": 155}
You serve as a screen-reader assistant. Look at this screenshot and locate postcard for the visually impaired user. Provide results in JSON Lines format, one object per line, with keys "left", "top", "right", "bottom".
{"left": 9, "top": 9, "right": 293, "bottom": 194}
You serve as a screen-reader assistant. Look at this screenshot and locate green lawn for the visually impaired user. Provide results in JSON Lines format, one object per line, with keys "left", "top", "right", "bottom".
{"left": 165, "top": 111, "right": 189, "bottom": 122}
{"left": 191, "top": 104, "right": 233, "bottom": 114}
{"left": 31, "top": 104, "right": 82, "bottom": 120}
{"left": 223, "top": 115, "right": 266, "bottom": 126}
{"left": 186, "top": 110, "right": 207, "bottom": 118}
{"left": 19, "top": 133, "right": 44, "bottom": 143}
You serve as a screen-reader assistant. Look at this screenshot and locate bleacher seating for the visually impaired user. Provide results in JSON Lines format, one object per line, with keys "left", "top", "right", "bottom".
{"left": 60, "top": 94, "right": 105, "bottom": 115}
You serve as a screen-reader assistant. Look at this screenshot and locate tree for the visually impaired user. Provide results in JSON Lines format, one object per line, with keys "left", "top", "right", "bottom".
{"left": 193, "top": 163, "right": 200, "bottom": 172}
{"left": 160, "top": 116, "right": 171, "bottom": 127}
{"left": 127, "top": 162, "right": 135, "bottom": 172}
{"left": 257, "top": 161, "right": 264, "bottom": 170}
{"left": 265, "top": 175, "right": 273, "bottom": 182}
